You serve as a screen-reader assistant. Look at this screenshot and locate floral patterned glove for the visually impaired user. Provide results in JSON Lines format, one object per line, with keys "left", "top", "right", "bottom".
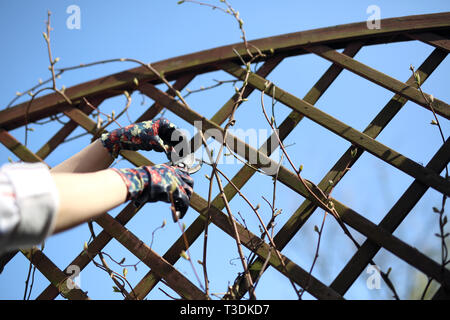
{"left": 112, "top": 164, "right": 194, "bottom": 220}
{"left": 100, "top": 118, "right": 181, "bottom": 158}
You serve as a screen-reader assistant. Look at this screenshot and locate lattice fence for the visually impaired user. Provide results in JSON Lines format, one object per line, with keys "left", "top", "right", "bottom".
{"left": 0, "top": 12, "right": 449, "bottom": 300}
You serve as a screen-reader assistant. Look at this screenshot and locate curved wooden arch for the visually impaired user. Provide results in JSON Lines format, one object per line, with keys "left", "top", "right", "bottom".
{"left": 1, "top": 12, "right": 449, "bottom": 300}
{"left": 1, "top": 12, "right": 449, "bottom": 130}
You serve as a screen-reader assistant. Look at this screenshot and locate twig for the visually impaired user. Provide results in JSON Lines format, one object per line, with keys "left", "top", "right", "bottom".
{"left": 261, "top": 81, "right": 400, "bottom": 299}
{"left": 299, "top": 211, "right": 328, "bottom": 298}
{"left": 169, "top": 191, "right": 206, "bottom": 293}
{"left": 183, "top": 79, "right": 239, "bottom": 99}
{"left": 158, "top": 287, "right": 181, "bottom": 300}
{"left": 411, "top": 65, "right": 449, "bottom": 297}
{"left": 149, "top": 219, "right": 167, "bottom": 250}
{"left": 23, "top": 252, "right": 34, "bottom": 300}
{"left": 212, "top": 165, "right": 301, "bottom": 298}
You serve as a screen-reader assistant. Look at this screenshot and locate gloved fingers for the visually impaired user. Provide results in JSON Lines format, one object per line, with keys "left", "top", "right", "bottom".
{"left": 145, "top": 177, "right": 190, "bottom": 220}
{"left": 138, "top": 164, "right": 194, "bottom": 220}
{"left": 101, "top": 118, "right": 183, "bottom": 158}
{"left": 172, "top": 189, "right": 190, "bottom": 220}
{"left": 158, "top": 120, "right": 190, "bottom": 164}
{"left": 144, "top": 135, "right": 171, "bottom": 154}
{"left": 133, "top": 191, "right": 149, "bottom": 208}
{"left": 156, "top": 118, "right": 179, "bottom": 146}
{"left": 171, "top": 172, "right": 193, "bottom": 220}
{"left": 174, "top": 168, "right": 194, "bottom": 190}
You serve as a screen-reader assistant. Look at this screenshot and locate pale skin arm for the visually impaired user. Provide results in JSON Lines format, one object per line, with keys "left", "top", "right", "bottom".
{"left": 51, "top": 139, "right": 114, "bottom": 173}
{"left": 51, "top": 169, "right": 127, "bottom": 234}
{"left": 49, "top": 138, "right": 127, "bottom": 234}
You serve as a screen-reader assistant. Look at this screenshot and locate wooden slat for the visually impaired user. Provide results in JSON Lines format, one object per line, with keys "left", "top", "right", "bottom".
{"left": 272, "top": 48, "right": 448, "bottom": 264}
{"left": 331, "top": 137, "right": 450, "bottom": 295}
{"left": 38, "top": 81, "right": 186, "bottom": 299}
{"left": 305, "top": 44, "right": 450, "bottom": 119}
{"left": 36, "top": 120, "right": 81, "bottom": 160}
{"left": 408, "top": 32, "right": 450, "bottom": 52}
{"left": 131, "top": 57, "right": 284, "bottom": 299}
{"left": 222, "top": 62, "right": 450, "bottom": 196}
{"left": 131, "top": 44, "right": 361, "bottom": 300}
{"left": 21, "top": 248, "right": 89, "bottom": 300}
{"left": 227, "top": 48, "right": 448, "bottom": 299}
{"left": 0, "top": 129, "right": 44, "bottom": 164}
{"left": 188, "top": 193, "right": 344, "bottom": 300}
{"left": 216, "top": 43, "right": 363, "bottom": 299}
{"left": 95, "top": 213, "right": 209, "bottom": 300}
{"left": 1, "top": 13, "right": 449, "bottom": 130}
{"left": 141, "top": 83, "right": 450, "bottom": 288}
{"left": 135, "top": 73, "right": 196, "bottom": 122}
{"left": 0, "top": 130, "right": 97, "bottom": 299}
{"left": 37, "top": 202, "right": 140, "bottom": 300}
{"left": 1, "top": 15, "right": 448, "bottom": 300}
{"left": 64, "top": 107, "right": 341, "bottom": 300}
{"left": 35, "top": 97, "right": 103, "bottom": 159}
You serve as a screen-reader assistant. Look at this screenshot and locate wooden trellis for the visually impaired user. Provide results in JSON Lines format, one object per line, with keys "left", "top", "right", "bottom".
{"left": 1, "top": 12, "right": 450, "bottom": 300}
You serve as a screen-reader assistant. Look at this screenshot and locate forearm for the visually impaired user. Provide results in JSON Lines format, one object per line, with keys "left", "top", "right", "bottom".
{"left": 51, "top": 139, "right": 114, "bottom": 173}
{"left": 51, "top": 169, "right": 127, "bottom": 234}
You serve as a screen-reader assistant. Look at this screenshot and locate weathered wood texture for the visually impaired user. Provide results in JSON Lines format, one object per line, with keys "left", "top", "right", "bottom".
{"left": 1, "top": 13, "right": 449, "bottom": 300}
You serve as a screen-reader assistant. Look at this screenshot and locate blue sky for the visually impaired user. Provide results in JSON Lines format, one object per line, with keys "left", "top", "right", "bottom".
{"left": 0, "top": 0, "right": 449, "bottom": 300}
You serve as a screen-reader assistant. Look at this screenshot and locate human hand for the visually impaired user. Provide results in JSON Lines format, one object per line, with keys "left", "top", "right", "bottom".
{"left": 112, "top": 164, "right": 194, "bottom": 220}
{"left": 100, "top": 118, "right": 182, "bottom": 158}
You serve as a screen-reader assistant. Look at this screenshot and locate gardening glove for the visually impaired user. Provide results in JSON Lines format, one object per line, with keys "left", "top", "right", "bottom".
{"left": 112, "top": 164, "right": 194, "bottom": 220}
{"left": 100, "top": 117, "right": 183, "bottom": 159}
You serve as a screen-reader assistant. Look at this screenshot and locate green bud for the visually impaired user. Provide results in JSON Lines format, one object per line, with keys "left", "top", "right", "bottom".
{"left": 414, "top": 72, "right": 421, "bottom": 86}
{"left": 180, "top": 250, "right": 189, "bottom": 260}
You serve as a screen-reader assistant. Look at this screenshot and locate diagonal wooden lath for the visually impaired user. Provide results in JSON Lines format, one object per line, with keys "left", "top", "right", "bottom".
{"left": 1, "top": 13, "right": 449, "bottom": 300}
